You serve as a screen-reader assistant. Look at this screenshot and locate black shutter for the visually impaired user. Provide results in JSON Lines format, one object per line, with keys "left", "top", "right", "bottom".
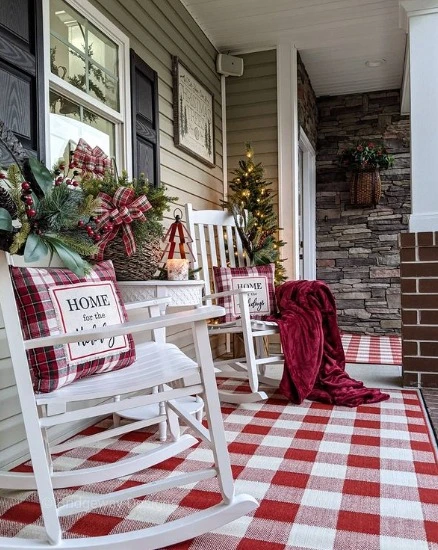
{"left": 130, "top": 50, "right": 160, "bottom": 186}
{"left": 0, "top": 0, "right": 44, "bottom": 164}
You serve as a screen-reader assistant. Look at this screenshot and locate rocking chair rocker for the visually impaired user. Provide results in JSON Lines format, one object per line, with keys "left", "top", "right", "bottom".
{"left": 0, "top": 251, "right": 257, "bottom": 549}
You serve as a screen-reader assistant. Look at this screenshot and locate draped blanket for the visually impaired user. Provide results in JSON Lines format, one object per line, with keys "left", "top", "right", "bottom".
{"left": 269, "top": 280, "right": 389, "bottom": 407}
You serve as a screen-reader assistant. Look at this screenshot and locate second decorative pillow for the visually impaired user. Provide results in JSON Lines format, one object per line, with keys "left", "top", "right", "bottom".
{"left": 212, "top": 264, "right": 276, "bottom": 323}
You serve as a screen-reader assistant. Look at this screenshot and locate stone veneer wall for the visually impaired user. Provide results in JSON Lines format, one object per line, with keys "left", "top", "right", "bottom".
{"left": 297, "top": 53, "right": 318, "bottom": 150}
{"left": 400, "top": 232, "right": 438, "bottom": 388}
{"left": 316, "top": 90, "right": 411, "bottom": 334}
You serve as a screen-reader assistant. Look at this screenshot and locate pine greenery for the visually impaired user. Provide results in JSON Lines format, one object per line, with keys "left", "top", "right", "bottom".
{"left": 223, "top": 143, "right": 286, "bottom": 283}
{"left": 4, "top": 163, "right": 98, "bottom": 262}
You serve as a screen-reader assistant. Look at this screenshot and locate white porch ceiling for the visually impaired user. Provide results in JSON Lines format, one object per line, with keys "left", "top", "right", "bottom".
{"left": 179, "top": 0, "right": 407, "bottom": 97}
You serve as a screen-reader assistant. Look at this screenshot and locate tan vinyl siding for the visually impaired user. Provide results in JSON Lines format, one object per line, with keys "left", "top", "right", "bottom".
{"left": 92, "top": 0, "right": 223, "bottom": 209}
{"left": 227, "top": 50, "right": 278, "bottom": 198}
{"left": 90, "top": 0, "right": 223, "bottom": 358}
{"left": 0, "top": 0, "right": 222, "bottom": 469}
{"left": 226, "top": 49, "right": 281, "bottom": 352}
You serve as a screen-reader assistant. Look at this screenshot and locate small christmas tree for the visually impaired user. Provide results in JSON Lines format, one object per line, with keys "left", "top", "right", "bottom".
{"left": 223, "top": 143, "right": 286, "bottom": 283}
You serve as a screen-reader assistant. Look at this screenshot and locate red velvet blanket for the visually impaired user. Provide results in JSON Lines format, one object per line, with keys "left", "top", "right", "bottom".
{"left": 268, "top": 280, "right": 389, "bottom": 407}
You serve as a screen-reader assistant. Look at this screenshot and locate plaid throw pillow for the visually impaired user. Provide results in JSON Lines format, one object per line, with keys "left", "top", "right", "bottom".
{"left": 11, "top": 261, "right": 135, "bottom": 393}
{"left": 213, "top": 264, "right": 276, "bottom": 323}
{"left": 72, "top": 138, "right": 112, "bottom": 175}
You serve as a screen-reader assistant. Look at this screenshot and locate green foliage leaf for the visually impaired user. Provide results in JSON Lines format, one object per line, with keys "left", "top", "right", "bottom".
{"left": 0, "top": 208, "right": 13, "bottom": 232}
{"left": 24, "top": 233, "right": 49, "bottom": 263}
{"left": 44, "top": 235, "right": 87, "bottom": 277}
{"left": 28, "top": 157, "right": 53, "bottom": 197}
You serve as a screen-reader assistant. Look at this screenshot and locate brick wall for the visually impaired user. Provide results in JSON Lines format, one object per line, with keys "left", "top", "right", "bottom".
{"left": 400, "top": 232, "right": 438, "bottom": 388}
{"left": 316, "top": 90, "right": 411, "bottom": 334}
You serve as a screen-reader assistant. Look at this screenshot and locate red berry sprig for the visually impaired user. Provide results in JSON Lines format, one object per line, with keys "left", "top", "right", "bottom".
{"left": 52, "top": 159, "right": 81, "bottom": 187}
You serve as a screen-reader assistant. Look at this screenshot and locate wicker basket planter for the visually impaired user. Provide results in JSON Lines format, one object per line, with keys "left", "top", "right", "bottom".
{"left": 349, "top": 169, "right": 382, "bottom": 206}
{"left": 104, "top": 236, "right": 162, "bottom": 281}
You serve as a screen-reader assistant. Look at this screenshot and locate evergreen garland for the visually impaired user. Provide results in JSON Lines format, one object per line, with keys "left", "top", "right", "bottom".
{"left": 0, "top": 160, "right": 98, "bottom": 275}
{"left": 223, "top": 143, "right": 286, "bottom": 283}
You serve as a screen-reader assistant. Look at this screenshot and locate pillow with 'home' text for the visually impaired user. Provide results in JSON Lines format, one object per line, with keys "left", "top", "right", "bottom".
{"left": 212, "top": 264, "right": 276, "bottom": 323}
{"left": 11, "top": 260, "right": 135, "bottom": 393}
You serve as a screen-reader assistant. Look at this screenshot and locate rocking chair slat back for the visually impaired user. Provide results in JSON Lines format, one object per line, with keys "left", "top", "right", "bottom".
{"left": 185, "top": 204, "right": 283, "bottom": 406}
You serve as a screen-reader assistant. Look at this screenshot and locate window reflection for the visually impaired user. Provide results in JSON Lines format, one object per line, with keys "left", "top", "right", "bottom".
{"left": 49, "top": 91, "right": 115, "bottom": 169}
{"left": 50, "top": 0, "right": 119, "bottom": 111}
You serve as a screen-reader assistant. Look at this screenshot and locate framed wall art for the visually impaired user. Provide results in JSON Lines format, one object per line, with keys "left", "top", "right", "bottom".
{"left": 172, "top": 56, "right": 215, "bottom": 167}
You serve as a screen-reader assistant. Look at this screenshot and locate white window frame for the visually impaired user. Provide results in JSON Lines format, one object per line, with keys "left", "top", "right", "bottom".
{"left": 42, "top": 0, "right": 132, "bottom": 176}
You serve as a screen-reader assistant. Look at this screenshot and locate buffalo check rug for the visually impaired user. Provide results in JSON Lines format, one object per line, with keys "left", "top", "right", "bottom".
{"left": 341, "top": 334, "right": 402, "bottom": 366}
{"left": 1, "top": 383, "right": 437, "bottom": 549}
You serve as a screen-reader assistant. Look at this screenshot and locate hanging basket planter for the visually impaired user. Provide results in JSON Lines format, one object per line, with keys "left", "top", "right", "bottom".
{"left": 349, "top": 169, "right": 382, "bottom": 206}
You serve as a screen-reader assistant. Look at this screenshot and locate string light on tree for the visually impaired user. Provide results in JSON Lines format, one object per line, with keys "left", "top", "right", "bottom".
{"left": 222, "top": 142, "right": 286, "bottom": 283}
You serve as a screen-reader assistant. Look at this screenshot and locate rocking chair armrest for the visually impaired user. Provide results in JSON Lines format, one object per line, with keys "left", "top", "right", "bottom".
{"left": 204, "top": 288, "right": 252, "bottom": 301}
{"left": 24, "top": 305, "right": 225, "bottom": 350}
{"left": 124, "top": 297, "right": 171, "bottom": 311}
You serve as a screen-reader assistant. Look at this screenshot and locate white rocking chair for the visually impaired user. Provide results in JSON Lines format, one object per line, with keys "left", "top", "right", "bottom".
{"left": 185, "top": 203, "right": 284, "bottom": 405}
{"left": 0, "top": 251, "right": 257, "bottom": 549}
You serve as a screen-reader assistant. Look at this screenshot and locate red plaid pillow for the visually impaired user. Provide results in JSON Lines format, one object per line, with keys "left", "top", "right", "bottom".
{"left": 72, "top": 138, "right": 112, "bottom": 175}
{"left": 11, "top": 261, "right": 135, "bottom": 393}
{"left": 213, "top": 264, "right": 276, "bottom": 323}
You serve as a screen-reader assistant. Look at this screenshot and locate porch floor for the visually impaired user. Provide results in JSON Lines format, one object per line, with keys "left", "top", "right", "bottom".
{"left": 2, "top": 372, "right": 437, "bottom": 549}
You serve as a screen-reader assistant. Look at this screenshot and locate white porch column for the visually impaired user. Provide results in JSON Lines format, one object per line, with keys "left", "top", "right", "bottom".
{"left": 277, "top": 43, "right": 299, "bottom": 280}
{"left": 400, "top": 1, "right": 438, "bottom": 232}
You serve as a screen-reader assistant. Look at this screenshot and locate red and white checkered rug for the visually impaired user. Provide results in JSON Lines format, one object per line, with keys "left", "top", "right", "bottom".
{"left": 1, "top": 383, "right": 437, "bottom": 549}
{"left": 342, "top": 333, "right": 402, "bottom": 365}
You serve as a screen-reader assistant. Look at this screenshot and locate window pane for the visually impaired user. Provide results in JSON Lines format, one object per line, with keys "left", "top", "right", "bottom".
{"left": 50, "top": 35, "right": 86, "bottom": 95}
{"left": 88, "top": 63, "right": 118, "bottom": 111}
{"left": 88, "top": 28, "right": 118, "bottom": 76}
{"left": 50, "top": 0, "right": 119, "bottom": 112}
{"left": 49, "top": 91, "right": 115, "bottom": 169}
{"left": 50, "top": 0, "right": 86, "bottom": 55}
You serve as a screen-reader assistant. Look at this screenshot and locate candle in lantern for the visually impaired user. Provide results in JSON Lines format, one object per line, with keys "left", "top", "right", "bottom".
{"left": 167, "top": 258, "right": 189, "bottom": 281}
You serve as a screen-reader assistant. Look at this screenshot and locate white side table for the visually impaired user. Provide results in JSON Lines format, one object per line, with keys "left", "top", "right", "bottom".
{"left": 118, "top": 279, "right": 204, "bottom": 309}
{"left": 117, "top": 279, "right": 205, "bottom": 440}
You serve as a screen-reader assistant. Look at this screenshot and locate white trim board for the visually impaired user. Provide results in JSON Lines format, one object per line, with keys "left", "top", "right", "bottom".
{"left": 277, "top": 43, "right": 299, "bottom": 281}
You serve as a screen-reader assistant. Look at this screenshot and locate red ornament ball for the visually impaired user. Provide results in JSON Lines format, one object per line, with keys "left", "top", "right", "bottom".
{"left": 21, "top": 181, "right": 31, "bottom": 190}
{"left": 27, "top": 209, "right": 36, "bottom": 218}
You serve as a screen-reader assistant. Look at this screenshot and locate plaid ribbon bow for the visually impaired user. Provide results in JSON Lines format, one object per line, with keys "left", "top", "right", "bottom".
{"left": 95, "top": 187, "right": 152, "bottom": 260}
{"left": 72, "top": 138, "right": 112, "bottom": 175}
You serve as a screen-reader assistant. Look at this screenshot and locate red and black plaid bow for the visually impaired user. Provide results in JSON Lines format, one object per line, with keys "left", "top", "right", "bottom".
{"left": 72, "top": 138, "right": 112, "bottom": 175}
{"left": 95, "top": 187, "right": 152, "bottom": 260}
